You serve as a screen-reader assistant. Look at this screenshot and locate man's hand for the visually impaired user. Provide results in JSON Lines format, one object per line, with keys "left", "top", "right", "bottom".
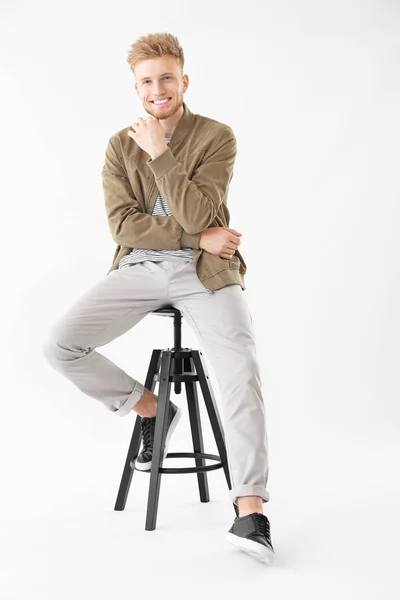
{"left": 199, "top": 227, "right": 242, "bottom": 259}
{"left": 127, "top": 116, "right": 168, "bottom": 159}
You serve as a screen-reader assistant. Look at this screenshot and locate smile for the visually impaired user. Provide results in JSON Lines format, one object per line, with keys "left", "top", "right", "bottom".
{"left": 151, "top": 98, "right": 171, "bottom": 106}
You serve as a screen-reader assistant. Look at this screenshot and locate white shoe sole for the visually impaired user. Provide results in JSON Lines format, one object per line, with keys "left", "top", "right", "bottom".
{"left": 135, "top": 406, "right": 182, "bottom": 471}
{"left": 226, "top": 533, "right": 275, "bottom": 565}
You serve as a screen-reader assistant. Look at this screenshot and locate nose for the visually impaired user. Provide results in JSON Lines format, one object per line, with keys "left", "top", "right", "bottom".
{"left": 153, "top": 82, "right": 165, "bottom": 95}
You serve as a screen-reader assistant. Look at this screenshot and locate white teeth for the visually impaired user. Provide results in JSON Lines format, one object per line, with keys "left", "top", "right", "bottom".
{"left": 153, "top": 98, "right": 169, "bottom": 104}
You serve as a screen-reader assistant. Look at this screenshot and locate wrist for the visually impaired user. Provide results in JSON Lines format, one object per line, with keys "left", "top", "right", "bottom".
{"left": 181, "top": 230, "right": 202, "bottom": 250}
{"left": 150, "top": 144, "right": 168, "bottom": 160}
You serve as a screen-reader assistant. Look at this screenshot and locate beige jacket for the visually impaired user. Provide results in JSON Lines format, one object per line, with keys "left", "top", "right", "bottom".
{"left": 102, "top": 101, "right": 247, "bottom": 292}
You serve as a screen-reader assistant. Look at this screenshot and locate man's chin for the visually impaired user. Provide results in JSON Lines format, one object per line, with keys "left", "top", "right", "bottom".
{"left": 148, "top": 99, "right": 182, "bottom": 119}
{"left": 150, "top": 107, "right": 171, "bottom": 120}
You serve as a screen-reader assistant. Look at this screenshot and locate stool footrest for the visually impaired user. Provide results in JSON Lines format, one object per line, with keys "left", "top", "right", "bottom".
{"left": 153, "top": 372, "right": 198, "bottom": 383}
{"left": 131, "top": 451, "right": 223, "bottom": 474}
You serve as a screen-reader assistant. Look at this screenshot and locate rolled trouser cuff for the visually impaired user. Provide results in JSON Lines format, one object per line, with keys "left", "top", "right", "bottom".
{"left": 229, "top": 485, "right": 270, "bottom": 506}
{"left": 114, "top": 380, "right": 145, "bottom": 417}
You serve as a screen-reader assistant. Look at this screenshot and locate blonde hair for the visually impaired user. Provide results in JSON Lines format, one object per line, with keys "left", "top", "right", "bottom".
{"left": 127, "top": 32, "right": 184, "bottom": 77}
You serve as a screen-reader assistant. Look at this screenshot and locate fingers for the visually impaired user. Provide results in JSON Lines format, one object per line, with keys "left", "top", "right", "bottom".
{"left": 225, "top": 228, "right": 242, "bottom": 244}
{"left": 220, "top": 228, "right": 242, "bottom": 258}
{"left": 222, "top": 247, "right": 237, "bottom": 259}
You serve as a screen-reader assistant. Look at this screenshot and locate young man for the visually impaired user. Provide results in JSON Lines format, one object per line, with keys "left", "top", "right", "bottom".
{"left": 43, "top": 32, "right": 274, "bottom": 565}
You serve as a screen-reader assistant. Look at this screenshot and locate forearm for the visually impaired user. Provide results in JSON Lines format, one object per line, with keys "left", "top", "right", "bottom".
{"left": 109, "top": 211, "right": 192, "bottom": 249}
{"left": 105, "top": 197, "right": 201, "bottom": 249}
{"left": 147, "top": 127, "right": 236, "bottom": 235}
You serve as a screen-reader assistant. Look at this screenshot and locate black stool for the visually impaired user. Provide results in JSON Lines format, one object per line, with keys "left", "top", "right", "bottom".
{"left": 114, "top": 305, "right": 239, "bottom": 530}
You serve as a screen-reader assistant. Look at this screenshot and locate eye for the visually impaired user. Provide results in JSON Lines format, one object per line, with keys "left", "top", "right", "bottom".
{"left": 143, "top": 76, "right": 171, "bottom": 84}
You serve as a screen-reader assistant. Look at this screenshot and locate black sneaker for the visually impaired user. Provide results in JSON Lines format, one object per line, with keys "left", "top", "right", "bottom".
{"left": 135, "top": 401, "right": 182, "bottom": 471}
{"left": 226, "top": 512, "right": 275, "bottom": 564}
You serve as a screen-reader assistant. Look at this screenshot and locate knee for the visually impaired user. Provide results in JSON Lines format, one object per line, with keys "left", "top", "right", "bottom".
{"left": 238, "top": 352, "right": 260, "bottom": 380}
{"left": 42, "top": 324, "right": 89, "bottom": 369}
{"left": 42, "top": 324, "right": 70, "bottom": 367}
{"left": 42, "top": 333, "right": 60, "bottom": 367}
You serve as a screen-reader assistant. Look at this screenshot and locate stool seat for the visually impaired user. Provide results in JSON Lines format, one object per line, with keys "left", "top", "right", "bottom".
{"left": 114, "top": 304, "right": 238, "bottom": 530}
{"left": 151, "top": 305, "right": 179, "bottom": 317}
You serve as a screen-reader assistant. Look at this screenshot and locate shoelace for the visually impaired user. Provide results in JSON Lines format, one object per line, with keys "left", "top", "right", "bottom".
{"left": 141, "top": 417, "right": 156, "bottom": 451}
{"left": 252, "top": 513, "right": 271, "bottom": 540}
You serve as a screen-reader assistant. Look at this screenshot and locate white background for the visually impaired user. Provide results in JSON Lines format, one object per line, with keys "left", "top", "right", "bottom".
{"left": 1, "top": 0, "right": 399, "bottom": 598}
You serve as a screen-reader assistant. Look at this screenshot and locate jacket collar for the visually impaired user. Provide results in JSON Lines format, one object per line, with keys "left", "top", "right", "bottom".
{"left": 169, "top": 101, "right": 195, "bottom": 144}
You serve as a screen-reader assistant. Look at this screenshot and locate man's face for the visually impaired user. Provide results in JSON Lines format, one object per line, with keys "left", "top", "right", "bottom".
{"left": 134, "top": 56, "right": 188, "bottom": 119}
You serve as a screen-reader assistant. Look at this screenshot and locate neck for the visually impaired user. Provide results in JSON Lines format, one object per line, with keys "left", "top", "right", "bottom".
{"left": 160, "top": 104, "right": 184, "bottom": 138}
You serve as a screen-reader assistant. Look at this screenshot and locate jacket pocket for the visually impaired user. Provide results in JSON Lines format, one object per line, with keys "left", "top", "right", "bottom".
{"left": 225, "top": 254, "right": 241, "bottom": 268}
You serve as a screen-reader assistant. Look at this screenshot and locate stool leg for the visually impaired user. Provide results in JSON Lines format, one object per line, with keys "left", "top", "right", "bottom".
{"left": 191, "top": 350, "right": 239, "bottom": 518}
{"left": 145, "top": 350, "right": 173, "bottom": 530}
{"left": 172, "top": 351, "right": 183, "bottom": 395}
{"left": 184, "top": 356, "right": 210, "bottom": 504}
{"left": 114, "top": 349, "right": 161, "bottom": 511}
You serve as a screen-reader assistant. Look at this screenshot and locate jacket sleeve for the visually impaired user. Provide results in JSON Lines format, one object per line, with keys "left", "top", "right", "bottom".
{"left": 146, "top": 125, "right": 236, "bottom": 235}
{"left": 102, "top": 136, "right": 201, "bottom": 249}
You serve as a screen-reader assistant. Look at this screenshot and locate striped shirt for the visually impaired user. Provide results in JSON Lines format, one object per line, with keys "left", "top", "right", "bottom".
{"left": 118, "top": 136, "right": 194, "bottom": 270}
